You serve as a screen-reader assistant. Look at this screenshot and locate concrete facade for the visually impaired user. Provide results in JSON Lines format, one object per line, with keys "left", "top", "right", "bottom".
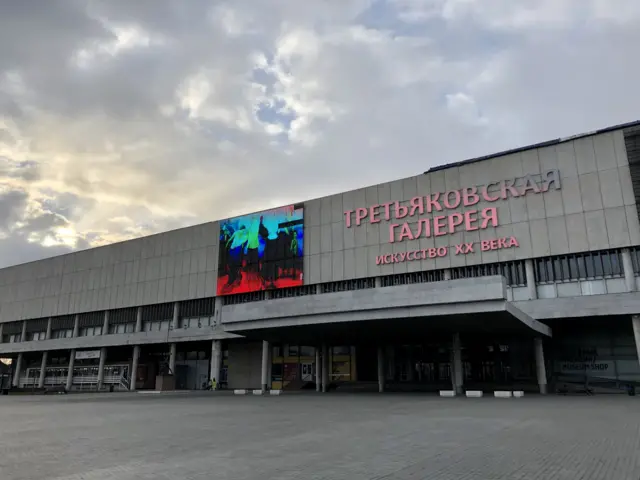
{"left": 2, "top": 121, "right": 640, "bottom": 393}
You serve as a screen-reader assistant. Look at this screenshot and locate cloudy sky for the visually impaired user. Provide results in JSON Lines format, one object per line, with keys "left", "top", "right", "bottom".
{"left": 1, "top": 0, "right": 639, "bottom": 268}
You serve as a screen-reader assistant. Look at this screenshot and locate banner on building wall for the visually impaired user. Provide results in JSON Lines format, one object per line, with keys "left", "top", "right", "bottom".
{"left": 75, "top": 350, "right": 101, "bottom": 360}
{"left": 217, "top": 204, "right": 304, "bottom": 295}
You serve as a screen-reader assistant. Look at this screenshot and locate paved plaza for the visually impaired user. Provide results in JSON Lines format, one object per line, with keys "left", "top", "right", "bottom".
{"left": 1, "top": 392, "right": 640, "bottom": 480}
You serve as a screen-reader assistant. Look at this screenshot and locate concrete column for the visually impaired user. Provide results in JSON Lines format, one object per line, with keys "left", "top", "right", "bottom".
{"left": 452, "top": 333, "right": 463, "bottom": 395}
{"left": 525, "top": 259, "right": 537, "bottom": 300}
{"left": 45, "top": 317, "right": 52, "bottom": 340}
{"left": 210, "top": 340, "right": 221, "bottom": 384}
{"left": 261, "top": 340, "right": 270, "bottom": 391}
{"left": 172, "top": 302, "right": 179, "bottom": 330}
{"left": 632, "top": 315, "right": 640, "bottom": 370}
{"left": 377, "top": 346, "right": 385, "bottom": 393}
{"left": 168, "top": 343, "right": 177, "bottom": 374}
{"left": 443, "top": 269, "right": 452, "bottom": 281}
{"left": 72, "top": 315, "right": 79, "bottom": 338}
{"left": 66, "top": 350, "right": 76, "bottom": 391}
{"left": 374, "top": 276, "right": 382, "bottom": 288}
{"left": 102, "top": 311, "right": 109, "bottom": 335}
{"left": 20, "top": 320, "right": 27, "bottom": 342}
{"left": 11, "top": 352, "right": 23, "bottom": 387}
{"left": 97, "top": 347, "right": 107, "bottom": 390}
{"left": 322, "top": 344, "right": 329, "bottom": 393}
{"left": 135, "top": 306, "right": 142, "bottom": 332}
{"left": 315, "top": 347, "right": 321, "bottom": 392}
{"left": 213, "top": 297, "right": 222, "bottom": 326}
{"left": 130, "top": 345, "right": 140, "bottom": 391}
{"left": 315, "top": 284, "right": 321, "bottom": 295}
{"left": 38, "top": 351, "right": 48, "bottom": 388}
{"left": 534, "top": 337, "right": 548, "bottom": 395}
{"left": 622, "top": 249, "right": 636, "bottom": 292}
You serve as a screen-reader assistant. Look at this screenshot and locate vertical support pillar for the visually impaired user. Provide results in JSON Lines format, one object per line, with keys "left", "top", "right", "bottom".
{"left": 632, "top": 315, "right": 640, "bottom": 370}
{"left": 20, "top": 320, "right": 27, "bottom": 342}
{"left": 38, "top": 351, "right": 48, "bottom": 388}
{"left": 210, "top": 340, "right": 221, "bottom": 386}
{"left": 12, "top": 352, "right": 24, "bottom": 387}
{"left": 213, "top": 297, "right": 222, "bottom": 326}
{"left": 172, "top": 302, "right": 180, "bottom": 330}
{"left": 374, "top": 276, "right": 382, "bottom": 288}
{"left": 315, "top": 347, "right": 321, "bottom": 392}
{"left": 377, "top": 346, "right": 385, "bottom": 393}
{"left": 45, "top": 317, "right": 52, "bottom": 340}
{"left": 0, "top": 323, "right": 3, "bottom": 341}
{"left": 534, "top": 337, "right": 548, "bottom": 395}
{"left": 72, "top": 314, "right": 79, "bottom": 338}
{"left": 66, "top": 349, "right": 76, "bottom": 391}
{"left": 135, "top": 306, "right": 142, "bottom": 332}
{"left": 525, "top": 259, "right": 537, "bottom": 300}
{"left": 452, "top": 333, "right": 463, "bottom": 395}
{"left": 322, "top": 344, "right": 329, "bottom": 393}
{"left": 443, "top": 269, "right": 452, "bottom": 281}
{"left": 97, "top": 347, "right": 107, "bottom": 390}
{"left": 102, "top": 311, "right": 109, "bottom": 335}
{"left": 130, "top": 345, "right": 140, "bottom": 391}
{"left": 169, "top": 343, "right": 177, "bottom": 374}
{"left": 622, "top": 249, "right": 636, "bottom": 292}
{"left": 261, "top": 340, "right": 270, "bottom": 391}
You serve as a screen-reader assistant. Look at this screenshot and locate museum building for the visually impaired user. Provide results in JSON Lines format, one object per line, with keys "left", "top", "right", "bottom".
{"left": 2, "top": 120, "right": 640, "bottom": 395}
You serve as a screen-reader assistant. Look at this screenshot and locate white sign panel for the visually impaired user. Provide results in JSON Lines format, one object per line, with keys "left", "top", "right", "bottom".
{"left": 75, "top": 350, "right": 101, "bottom": 360}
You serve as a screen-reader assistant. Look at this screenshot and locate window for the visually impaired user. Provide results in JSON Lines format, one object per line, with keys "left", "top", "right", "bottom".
{"left": 180, "top": 316, "right": 214, "bottom": 329}
{"left": 534, "top": 250, "right": 624, "bottom": 283}
{"left": 143, "top": 320, "right": 171, "bottom": 332}
{"left": 28, "top": 331, "right": 46, "bottom": 341}
{"left": 8, "top": 333, "right": 21, "bottom": 343}
{"left": 285, "top": 345, "right": 299, "bottom": 357}
{"left": 79, "top": 326, "right": 102, "bottom": 337}
{"left": 108, "top": 323, "right": 135, "bottom": 334}
{"left": 51, "top": 329, "right": 73, "bottom": 339}
{"left": 300, "top": 346, "right": 315, "bottom": 357}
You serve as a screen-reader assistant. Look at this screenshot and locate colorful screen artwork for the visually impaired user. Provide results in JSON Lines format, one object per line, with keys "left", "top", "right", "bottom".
{"left": 217, "top": 205, "right": 304, "bottom": 295}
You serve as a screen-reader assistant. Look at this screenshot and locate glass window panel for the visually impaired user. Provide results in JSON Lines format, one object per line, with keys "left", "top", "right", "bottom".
{"left": 300, "top": 346, "right": 315, "bottom": 357}
{"left": 593, "top": 253, "right": 604, "bottom": 277}
{"left": 553, "top": 258, "right": 563, "bottom": 281}
{"left": 601, "top": 252, "right": 613, "bottom": 276}
{"left": 286, "top": 345, "right": 299, "bottom": 357}
{"left": 611, "top": 251, "right": 622, "bottom": 275}
{"left": 585, "top": 254, "right": 596, "bottom": 278}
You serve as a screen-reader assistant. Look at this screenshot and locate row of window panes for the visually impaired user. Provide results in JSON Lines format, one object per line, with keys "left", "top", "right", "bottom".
{"left": 180, "top": 316, "right": 215, "bottom": 329}
{"left": 79, "top": 326, "right": 102, "bottom": 337}
{"left": 272, "top": 345, "right": 350, "bottom": 357}
{"left": 144, "top": 320, "right": 171, "bottom": 332}
{"left": 271, "top": 285, "right": 316, "bottom": 299}
{"left": 534, "top": 251, "right": 623, "bottom": 283}
{"left": 108, "top": 323, "right": 135, "bottom": 334}
{"left": 4, "top": 333, "right": 21, "bottom": 343}
{"left": 28, "top": 331, "right": 46, "bottom": 341}
{"left": 320, "top": 279, "right": 375, "bottom": 294}
{"left": 51, "top": 329, "right": 73, "bottom": 339}
{"left": 450, "top": 261, "right": 526, "bottom": 287}
{"left": 223, "top": 291, "right": 265, "bottom": 306}
{"left": 381, "top": 271, "right": 444, "bottom": 288}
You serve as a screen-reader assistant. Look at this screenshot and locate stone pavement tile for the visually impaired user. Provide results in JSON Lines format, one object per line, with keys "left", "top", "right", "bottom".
{"left": 0, "top": 394, "right": 639, "bottom": 480}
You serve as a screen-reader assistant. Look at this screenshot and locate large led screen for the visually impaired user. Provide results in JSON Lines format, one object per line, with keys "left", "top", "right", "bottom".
{"left": 217, "top": 205, "right": 304, "bottom": 295}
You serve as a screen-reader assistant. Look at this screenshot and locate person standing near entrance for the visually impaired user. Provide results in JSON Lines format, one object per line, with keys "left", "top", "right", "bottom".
{"left": 210, "top": 377, "right": 217, "bottom": 391}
